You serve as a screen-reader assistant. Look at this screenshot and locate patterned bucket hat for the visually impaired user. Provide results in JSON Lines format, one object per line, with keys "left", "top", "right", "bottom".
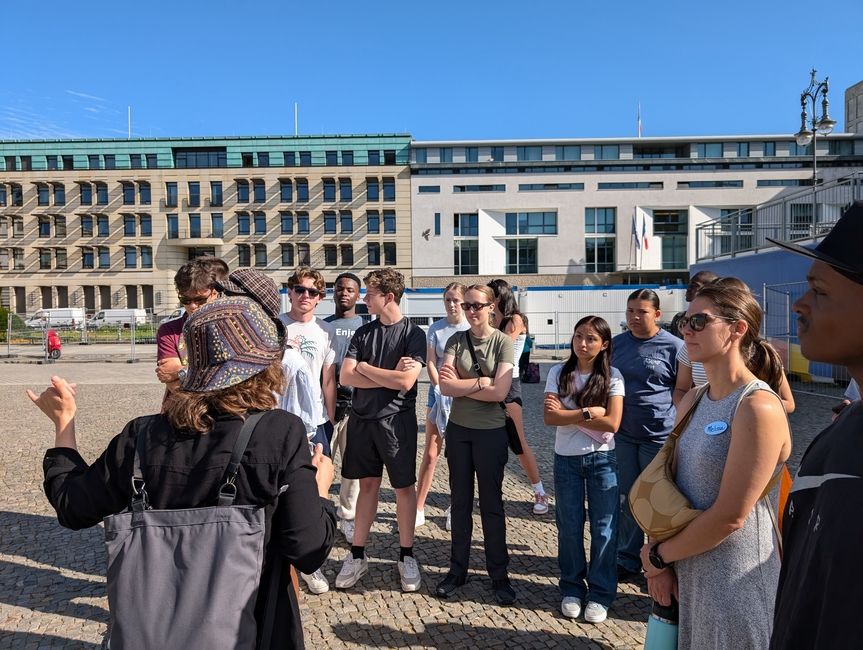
{"left": 214, "top": 268, "right": 286, "bottom": 340}
{"left": 181, "top": 297, "right": 282, "bottom": 392}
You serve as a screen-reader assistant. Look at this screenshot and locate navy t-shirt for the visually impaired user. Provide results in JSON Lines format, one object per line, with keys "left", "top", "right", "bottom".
{"left": 345, "top": 317, "right": 426, "bottom": 420}
{"left": 611, "top": 329, "right": 682, "bottom": 442}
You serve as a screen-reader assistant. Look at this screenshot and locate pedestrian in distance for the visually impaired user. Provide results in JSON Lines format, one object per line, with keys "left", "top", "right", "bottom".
{"left": 545, "top": 315, "right": 625, "bottom": 624}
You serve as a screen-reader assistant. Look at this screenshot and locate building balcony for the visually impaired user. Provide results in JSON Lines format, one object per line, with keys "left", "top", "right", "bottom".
{"left": 166, "top": 229, "right": 224, "bottom": 247}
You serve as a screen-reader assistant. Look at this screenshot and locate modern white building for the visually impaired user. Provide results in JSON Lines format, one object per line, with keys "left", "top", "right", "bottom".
{"left": 409, "top": 134, "right": 863, "bottom": 287}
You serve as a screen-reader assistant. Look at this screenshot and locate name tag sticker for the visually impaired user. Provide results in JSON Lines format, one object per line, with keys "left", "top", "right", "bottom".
{"left": 705, "top": 421, "right": 728, "bottom": 436}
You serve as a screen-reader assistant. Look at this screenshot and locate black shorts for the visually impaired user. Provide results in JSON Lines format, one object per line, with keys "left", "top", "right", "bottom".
{"left": 504, "top": 376, "right": 523, "bottom": 406}
{"left": 342, "top": 409, "right": 418, "bottom": 489}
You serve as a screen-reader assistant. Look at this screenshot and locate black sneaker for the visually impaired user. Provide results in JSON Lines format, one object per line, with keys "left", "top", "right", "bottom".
{"left": 492, "top": 579, "right": 516, "bottom": 605}
{"left": 435, "top": 573, "right": 466, "bottom": 599}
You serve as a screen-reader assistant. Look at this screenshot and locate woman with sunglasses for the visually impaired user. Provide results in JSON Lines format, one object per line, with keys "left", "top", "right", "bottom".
{"left": 545, "top": 316, "right": 624, "bottom": 624}
{"left": 612, "top": 288, "right": 683, "bottom": 580}
{"left": 487, "top": 279, "right": 549, "bottom": 515}
{"left": 437, "top": 285, "right": 516, "bottom": 605}
{"left": 639, "top": 278, "right": 791, "bottom": 649}
{"left": 416, "top": 282, "right": 469, "bottom": 530}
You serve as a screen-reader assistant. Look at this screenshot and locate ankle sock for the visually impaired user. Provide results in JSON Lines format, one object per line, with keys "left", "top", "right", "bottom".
{"left": 532, "top": 481, "right": 545, "bottom": 496}
{"left": 400, "top": 546, "right": 414, "bottom": 561}
{"left": 351, "top": 545, "right": 365, "bottom": 560}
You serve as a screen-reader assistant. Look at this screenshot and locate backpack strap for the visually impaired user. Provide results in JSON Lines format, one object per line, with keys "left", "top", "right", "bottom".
{"left": 130, "top": 427, "right": 150, "bottom": 512}
{"left": 217, "top": 411, "right": 266, "bottom": 507}
{"left": 465, "top": 332, "right": 509, "bottom": 415}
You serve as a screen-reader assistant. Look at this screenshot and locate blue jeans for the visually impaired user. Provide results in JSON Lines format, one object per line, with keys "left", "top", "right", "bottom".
{"left": 615, "top": 437, "right": 664, "bottom": 572}
{"left": 555, "top": 451, "right": 619, "bottom": 607}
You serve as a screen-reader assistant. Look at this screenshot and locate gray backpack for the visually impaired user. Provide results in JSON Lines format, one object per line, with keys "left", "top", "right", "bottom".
{"left": 103, "top": 412, "right": 276, "bottom": 650}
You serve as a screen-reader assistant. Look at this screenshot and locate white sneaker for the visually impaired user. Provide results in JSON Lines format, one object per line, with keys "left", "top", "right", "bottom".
{"left": 339, "top": 518, "right": 355, "bottom": 544}
{"left": 335, "top": 555, "right": 368, "bottom": 589}
{"left": 299, "top": 569, "right": 329, "bottom": 594}
{"left": 561, "top": 596, "right": 582, "bottom": 619}
{"left": 398, "top": 556, "right": 422, "bottom": 592}
{"left": 584, "top": 601, "right": 608, "bottom": 623}
{"left": 533, "top": 492, "right": 550, "bottom": 515}
{"left": 415, "top": 509, "right": 426, "bottom": 528}
{"left": 445, "top": 506, "right": 451, "bottom": 531}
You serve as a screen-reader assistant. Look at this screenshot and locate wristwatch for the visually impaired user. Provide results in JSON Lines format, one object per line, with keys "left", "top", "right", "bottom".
{"left": 649, "top": 542, "right": 672, "bottom": 570}
{"left": 177, "top": 368, "right": 188, "bottom": 383}
{"left": 582, "top": 408, "right": 592, "bottom": 421}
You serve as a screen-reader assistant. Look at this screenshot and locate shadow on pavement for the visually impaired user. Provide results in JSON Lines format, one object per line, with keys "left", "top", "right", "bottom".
{"left": 0, "top": 632, "right": 103, "bottom": 649}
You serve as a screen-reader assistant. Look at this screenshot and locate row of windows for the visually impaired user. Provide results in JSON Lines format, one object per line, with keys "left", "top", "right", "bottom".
{"left": 165, "top": 210, "right": 399, "bottom": 238}
{"left": 452, "top": 234, "right": 616, "bottom": 275}
{"left": 0, "top": 245, "right": 154, "bottom": 271}
{"left": 235, "top": 242, "right": 397, "bottom": 268}
{"left": 3, "top": 153, "right": 158, "bottom": 172}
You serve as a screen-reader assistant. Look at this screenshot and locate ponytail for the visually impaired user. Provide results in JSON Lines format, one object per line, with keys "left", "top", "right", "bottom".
{"left": 747, "top": 337, "right": 784, "bottom": 393}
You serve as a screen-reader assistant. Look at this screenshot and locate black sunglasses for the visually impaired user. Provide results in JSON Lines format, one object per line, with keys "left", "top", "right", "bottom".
{"left": 461, "top": 302, "right": 491, "bottom": 312}
{"left": 178, "top": 293, "right": 211, "bottom": 306}
{"left": 292, "top": 286, "right": 322, "bottom": 298}
{"left": 678, "top": 312, "right": 738, "bottom": 333}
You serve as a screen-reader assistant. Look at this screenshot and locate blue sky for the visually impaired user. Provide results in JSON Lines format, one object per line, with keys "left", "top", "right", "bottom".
{"left": 1, "top": 0, "right": 860, "bottom": 141}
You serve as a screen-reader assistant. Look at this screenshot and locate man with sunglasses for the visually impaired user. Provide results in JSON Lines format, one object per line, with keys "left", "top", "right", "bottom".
{"left": 155, "top": 256, "right": 228, "bottom": 404}
{"left": 767, "top": 201, "right": 863, "bottom": 649}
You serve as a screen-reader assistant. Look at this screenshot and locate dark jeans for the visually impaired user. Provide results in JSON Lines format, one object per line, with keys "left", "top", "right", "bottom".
{"left": 445, "top": 421, "right": 509, "bottom": 580}
{"left": 555, "top": 451, "right": 619, "bottom": 607}
{"left": 615, "top": 437, "right": 663, "bottom": 572}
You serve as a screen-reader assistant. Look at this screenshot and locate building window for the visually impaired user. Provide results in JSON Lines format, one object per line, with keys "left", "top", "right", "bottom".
{"left": 453, "top": 240, "right": 478, "bottom": 275}
{"left": 188, "top": 181, "right": 201, "bottom": 207}
{"left": 97, "top": 215, "right": 109, "bottom": 237}
{"left": 490, "top": 146, "right": 504, "bottom": 162}
{"left": 585, "top": 207, "right": 616, "bottom": 234}
{"left": 380, "top": 210, "right": 395, "bottom": 234}
{"left": 517, "top": 146, "right": 542, "bottom": 161}
{"left": 141, "top": 246, "right": 153, "bottom": 268}
{"left": 254, "top": 212, "right": 266, "bottom": 235}
{"left": 46, "top": 155, "right": 59, "bottom": 171}
{"left": 340, "top": 244, "right": 354, "bottom": 266}
{"left": 130, "top": 154, "right": 142, "bottom": 169}
{"left": 174, "top": 149, "right": 227, "bottom": 169}
{"left": 95, "top": 183, "right": 108, "bottom": 205}
{"left": 37, "top": 184, "right": 50, "bottom": 206}
{"left": 254, "top": 244, "right": 267, "bottom": 267}
{"left": 788, "top": 143, "right": 812, "bottom": 156}
{"left": 367, "top": 178, "right": 379, "bottom": 201}
{"left": 253, "top": 179, "right": 266, "bottom": 203}
{"left": 323, "top": 178, "right": 336, "bottom": 202}
{"left": 299, "top": 151, "right": 312, "bottom": 166}
{"left": 829, "top": 140, "right": 854, "bottom": 155}
{"left": 465, "top": 147, "right": 478, "bottom": 162}
{"left": 189, "top": 214, "right": 201, "bottom": 238}
{"left": 237, "top": 180, "right": 250, "bottom": 203}
{"left": 98, "top": 246, "right": 110, "bottom": 269}
{"left": 505, "top": 239, "right": 538, "bottom": 274}
{"left": 279, "top": 180, "right": 292, "bottom": 202}
{"left": 81, "top": 215, "right": 93, "bottom": 237}
{"left": 104, "top": 155, "right": 116, "bottom": 170}
{"left": 123, "top": 215, "right": 136, "bottom": 237}
{"left": 453, "top": 184, "right": 506, "bottom": 193}
{"left": 368, "top": 150, "right": 381, "bottom": 165}
{"left": 454, "top": 213, "right": 478, "bottom": 237}
{"left": 677, "top": 180, "right": 743, "bottom": 189}
{"left": 11, "top": 216, "right": 23, "bottom": 238}
{"left": 166, "top": 182, "right": 178, "bottom": 207}
{"left": 326, "top": 151, "right": 338, "bottom": 166}
{"left": 139, "top": 182, "right": 151, "bottom": 205}
{"left": 55, "top": 248, "right": 67, "bottom": 270}
{"left": 296, "top": 178, "right": 309, "bottom": 202}
{"left": 4, "top": 156, "right": 16, "bottom": 171}
{"left": 323, "top": 244, "right": 337, "bottom": 266}
{"left": 62, "top": 155, "right": 74, "bottom": 170}
{"left": 211, "top": 213, "right": 223, "bottom": 238}
{"left": 280, "top": 212, "right": 293, "bottom": 234}
{"left": 505, "top": 211, "right": 557, "bottom": 235}
{"left": 0, "top": 186, "right": 5, "bottom": 206}
{"left": 418, "top": 185, "right": 440, "bottom": 193}
{"left": 54, "top": 215, "right": 66, "bottom": 237}
{"left": 122, "top": 182, "right": 135, "bottom": 205}
{"left": 324, "top": 211, "right": 337, "bottom": 234}
{"left": 11, "top": 184, "right": 22, "bottom": 206}
{"left": 384, "top": 150, "right": 396, "bottom": 165}
{"left": 80, "top": 183, "right": 94, "bottom": 206}
{"left": 585, "top": 237, "right": 616, "bottom": 273}
{"left": 54, "top": 183, "right": 65, "bottom": 206}
{"left": 383, "top": 178, "right": 395, "bottom": 202}
{"left": 167, "top": 214, "right": 179, "bottom": 239}
{"left": 88, "top": 154, "right": 101, "bottom": 170}
{"left": 695, "top": 143, "right": 723, "bottom": 158}
{"left": 383, "top": 242, "right": 396, "bottom": 265}
{"left": 146, "top": 153, "right": 158, "bottom": 168}
{"left": 38, "top": 216, "right": 51, "bottom": 238}
{"left": 555, "top": 145, "right": 581, "bottom": 161}
{"left": 82, "top": 247, "right": 94, "bottom": 269}
{"left": 297, "top": 212, "right": 310, "bottom": 234}
{"left": 237, "top": 212, "right": 250, "bottom": 235}
{"left": 594, "top": 145, "right": 620, "bottom": 160}
{"left": 124, "top": 246, "right": 137, "bottom": 268}
{"left": 39, "top": 248, "right": 52, "bottom": 270}
{"left": 339, "top": 178, "right": 352, "bottom": 201}
{"left": 258, "top": 152, "right": 270, "bottom": 168}
{"left": 280, "top": 243, "right": 294, "bottom": 267}
{"left": 653, "top": 209, "right": 688, "bottom": 270}
{"left": 762, "top": 141, "right": 777, "bottom": 156}
{"left": 297, "top": 242, "right": 310, "bottom": 265}
{"left": 367, "top": 242, "right": 380, "bottom": 266}
{"left": 434, "top": 213, "right": 441, "bottom": 236}
{"left": 439, "top": 148, "right": 453, "bottom": 163}
{"left": 210, "top": 181, "right": 223, "bottom": 206}
{"left": 519, "top": 183, "right": 584, "bottom": 191}
{"left": 597, "top": 182, "right": 663, "bottom": 190}
{"left": 414, "top": 148, "right": 427, "bottom": 164}
{"left": 237, "top": 244, "right": 251, "bottom": 267}
{"left": 737, "top": 142, "right": 750, "bottom": 157}
{"left": 241, "top": 153, "right": 254, "bottom": 167}
{"left": 367, "top": 211, "right": 380, "bottom": 234}
{"left": 140, "top": 214, "right": 152, "bottom": 236}
{"left": 342, "top": 150, "right": 354, "bottom": 166}
{"left": 340, "top": 211, "right": 353, "bottom": 234}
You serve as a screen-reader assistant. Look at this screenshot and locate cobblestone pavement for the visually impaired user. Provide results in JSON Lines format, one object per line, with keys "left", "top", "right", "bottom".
{"left": 0, "top": 360, "right": 832, "bottom": 648}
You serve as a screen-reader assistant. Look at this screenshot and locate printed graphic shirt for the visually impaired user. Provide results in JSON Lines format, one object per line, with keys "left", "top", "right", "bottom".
{"left": 278, "top": 314, "right": 336, "bottom": 426}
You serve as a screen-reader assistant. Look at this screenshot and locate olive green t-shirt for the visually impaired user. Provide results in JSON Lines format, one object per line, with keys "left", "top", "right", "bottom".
{"left": 444, "top": 329, "right": 514, "bottom": 429}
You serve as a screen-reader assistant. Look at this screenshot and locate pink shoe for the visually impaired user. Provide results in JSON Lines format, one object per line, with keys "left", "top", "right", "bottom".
{"left": 533, "top": 492, "right": 549, "bottom": 515}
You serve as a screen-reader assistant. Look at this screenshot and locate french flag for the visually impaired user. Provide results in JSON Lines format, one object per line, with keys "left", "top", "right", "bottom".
{"left": 642, "top": 218, "right": 649, "bottom": 250}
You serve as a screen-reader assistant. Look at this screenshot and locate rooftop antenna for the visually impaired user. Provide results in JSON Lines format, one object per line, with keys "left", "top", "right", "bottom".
{"left": 128, "top": 106, "right": 132, "bottom": 139}
{"left": 294, "top": 103, "right": 298, "bottom": 136}
{"left": 637, "top": 102, "right": 643, "bottom": 138}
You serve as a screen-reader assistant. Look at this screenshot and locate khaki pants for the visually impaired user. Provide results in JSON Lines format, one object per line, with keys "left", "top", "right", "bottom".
{"left": 331, "top": 415, "right": 360, "bottom": 520}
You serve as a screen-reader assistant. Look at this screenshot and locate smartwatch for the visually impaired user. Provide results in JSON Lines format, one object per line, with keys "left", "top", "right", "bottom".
{"left": 582, "top": 408, "right": 592, "bottom": 421}
{"left": 177, "top": 368, "right": 188, "bottom": 383}
{"left": 649, "top": 542, "right": 672, "bottom": 570}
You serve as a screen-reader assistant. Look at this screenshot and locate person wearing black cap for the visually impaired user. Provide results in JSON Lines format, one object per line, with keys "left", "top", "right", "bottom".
{"left": 767, "top": 200, "right": 863, "bottom": 649}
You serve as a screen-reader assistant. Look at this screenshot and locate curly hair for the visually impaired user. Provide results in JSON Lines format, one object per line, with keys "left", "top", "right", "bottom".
{"left": 174, "top": 257, "right": 229, "bottom": 294}
{"left": 364, "top": 267, "right": 406, "bottom": 303}
{"left": 164, "top": 360, "right": 286, "bottom": 433}
{"left": 288, "top": 266, "right": 326, "bottom": 294}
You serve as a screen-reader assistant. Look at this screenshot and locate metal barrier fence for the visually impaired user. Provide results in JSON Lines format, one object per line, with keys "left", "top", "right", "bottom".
{"left": 762, "top": 281, "right": 850, "bottom": 398}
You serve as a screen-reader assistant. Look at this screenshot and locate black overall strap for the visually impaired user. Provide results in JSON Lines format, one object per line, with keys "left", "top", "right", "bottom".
{"left": 130, "top": 426, "right": 150, "bottom": 512}
{"left": 217, "top": 411, "right": 266, "bottom": 507}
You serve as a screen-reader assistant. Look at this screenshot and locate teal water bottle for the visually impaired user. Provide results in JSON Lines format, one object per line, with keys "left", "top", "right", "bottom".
{"left": 644, "top": 598, "right": 678, "bottom": 650}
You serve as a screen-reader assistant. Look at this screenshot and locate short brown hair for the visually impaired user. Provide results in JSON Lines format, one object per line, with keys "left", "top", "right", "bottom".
{"left": 164, "top": 360, "right": 286, "bottom": 433}
{"left": 174, "top": 257, "right": 229, "bottom": 294}
{"left": 288, "top": 266, "right": 326, "bottom": 294}
{"left": 364, "top": 267, "right": 405, "bottom": 303}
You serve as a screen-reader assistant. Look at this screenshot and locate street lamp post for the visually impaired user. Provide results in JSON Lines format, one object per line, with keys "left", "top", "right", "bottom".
{"left": 794, "top": 69, "right": 837, "bottom": 236}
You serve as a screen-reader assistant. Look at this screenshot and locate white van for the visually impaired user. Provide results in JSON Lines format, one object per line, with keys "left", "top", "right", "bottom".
{"left": 25, "top": 308, "right": 86, "bottom": 329}
{"left": 159, "top": 308, "right": 185, "bottom": 325}
{"left": 88, "top": 309, "right": 148, "bottom": 328}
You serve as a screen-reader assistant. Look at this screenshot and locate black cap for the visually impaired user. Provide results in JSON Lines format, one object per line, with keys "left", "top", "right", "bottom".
{"left": 766, "top": 200, "right": 863, "bottom": 285}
